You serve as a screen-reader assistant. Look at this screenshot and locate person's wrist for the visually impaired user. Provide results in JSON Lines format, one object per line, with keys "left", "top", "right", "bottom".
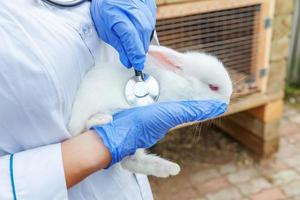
{"left": 91, "top": 125, "right": 119, "bottom": 168}
{"left": 82, "top": 130, "right": 112, "bottom": 170}
{"left": 61, "top": 130, "right": 112, "bottom": 188}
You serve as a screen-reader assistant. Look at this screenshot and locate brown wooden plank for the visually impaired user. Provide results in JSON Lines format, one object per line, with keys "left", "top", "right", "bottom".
{"left": 226, "top": 92, "right": 283, "bottom": 115}
{"left": 226, "top": 112, "right": 280, "bottom": 140}
{"left": 247, "top": 99, "right": 284, "bottom": 123}
{"left": 255, "top": 0, "right": 275, "bottom": 93}
{"left": 215, "top": 116, "right": 279, "bottom": 156}
{"left": 267, "top": 60, "right": 287, "bottom": 94}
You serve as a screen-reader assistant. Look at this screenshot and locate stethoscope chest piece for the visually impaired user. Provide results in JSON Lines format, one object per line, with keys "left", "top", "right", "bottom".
{"left": 125, "top": 72, "right": 160, "bottom": 106}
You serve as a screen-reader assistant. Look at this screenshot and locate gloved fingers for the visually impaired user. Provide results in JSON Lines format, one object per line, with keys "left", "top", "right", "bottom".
{"left": 117, "top": 45, "right": 132, "bottom": 68}
{"left": 136, "top": 100, "right": 227, "bottom": 148}
{"left": 144, "top": 0, "right": 157, "bottom": 22}
{"left": 92, "top": 99, "right": 227, "bottom": 168}
{"left": 91, "top": 0, "right": 156, "bottom": 70}
{"left": 159, "top": 100, "right": 226, "bottom": 146}
{"left": 178, "top": 100, "right": 227, "bottom": 121}
{"left": 113, "top": 39, "right": 132, "bottom": 68}
{"left": 113, "top": 100, "right": 227, "bottom": 126}
{"left": 90, "top": 1, "right": 108, "bottom": 40}
{"left": 132, "top": 100, "right": 227, "bottom": 132}
{"left": 91, "top": 1, "right": 131, "bottom": 68}
{"left": 112, "top": 17, "right": 149, "bottom": 70}
{"left": 126, "top": 4, "right": 156, "bottom": 52}
{"left": 157, "top": 100, "right": 227, "bottom": 126}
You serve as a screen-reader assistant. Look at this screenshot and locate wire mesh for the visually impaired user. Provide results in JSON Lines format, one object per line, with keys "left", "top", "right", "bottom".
{"left": 156, "top": 4, "right": 262, "bottom": 98}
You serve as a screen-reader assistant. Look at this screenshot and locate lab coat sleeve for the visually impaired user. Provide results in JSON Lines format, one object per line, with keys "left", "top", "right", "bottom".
{"left": 0, "top": 143, "right": 68, "bottom": 200}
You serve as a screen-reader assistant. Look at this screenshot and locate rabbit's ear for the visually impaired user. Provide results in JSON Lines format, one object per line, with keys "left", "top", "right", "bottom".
{"left": 148, "top": 45, "right": 183, "bottom": 71}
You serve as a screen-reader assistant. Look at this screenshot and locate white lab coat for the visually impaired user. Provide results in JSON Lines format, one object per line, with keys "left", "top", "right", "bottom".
{"left": 0, "top": 0, "right": 153, "bottom": 199}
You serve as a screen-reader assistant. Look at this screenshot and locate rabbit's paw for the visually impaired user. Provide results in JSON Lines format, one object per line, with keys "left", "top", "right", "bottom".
{"left": 121, "top": 154, "right": 180, "bottom": 178}
{"left": 86, "top": 113, "right": 113, "bottom": 129}
{"left": 152, "top": 160, "right": 181, "bottom": 178}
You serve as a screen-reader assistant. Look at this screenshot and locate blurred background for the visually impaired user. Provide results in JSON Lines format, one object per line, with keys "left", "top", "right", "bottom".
{"left": 149, "top": 0, "right": 300, "bottom": 199}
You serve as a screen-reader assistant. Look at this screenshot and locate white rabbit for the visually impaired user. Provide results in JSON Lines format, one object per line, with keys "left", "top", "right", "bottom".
{"left": 68, "top": 44, "right": 232, "bottom": 178}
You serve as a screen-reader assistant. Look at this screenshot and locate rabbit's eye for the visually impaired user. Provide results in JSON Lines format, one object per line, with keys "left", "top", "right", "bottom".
{"left": 209, "top": 84, "right": 219, "bottom": 92}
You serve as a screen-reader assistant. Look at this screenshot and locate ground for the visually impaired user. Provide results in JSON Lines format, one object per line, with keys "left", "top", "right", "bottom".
{"left": 149, "top": 104, "right": 300, "bottom": 200}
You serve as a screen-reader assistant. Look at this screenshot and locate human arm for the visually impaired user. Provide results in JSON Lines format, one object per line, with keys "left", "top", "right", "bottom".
{"left": 0, "top": 100, "right": 226, "bottom": 199}
{"left": 58, "top": 99, "right": 228, "bottom": 187}
{"left": 0, "top": 131, "right": 110, "bottom": 200}
{"left": 62, "top": 130, "right": 111, "bottom": 188}
{"left": 63, "top": 100, "right": 227, "bottom": 186}
{"left": 92, "top": 100, "right": 227, "bottom": 167}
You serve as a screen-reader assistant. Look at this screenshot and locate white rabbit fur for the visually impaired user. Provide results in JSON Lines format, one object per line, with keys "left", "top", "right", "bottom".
{"left": 68, "top": 44, "right": 232, "bottom": 178}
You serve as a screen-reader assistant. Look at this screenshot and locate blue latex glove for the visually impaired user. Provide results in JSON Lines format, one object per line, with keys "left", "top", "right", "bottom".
{"left": 92, "top": 100, "right": 227, "bottom": 167}
{"left": 90, "top": 0, "right": 156, "bottom": 70}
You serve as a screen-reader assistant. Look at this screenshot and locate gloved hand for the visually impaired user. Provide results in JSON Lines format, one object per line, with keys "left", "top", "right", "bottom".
{"left": 90, "top": 0, "right": 156, "bottom": 71}
{"left": 92, "top": 100, "right": 227, "bottom": 167}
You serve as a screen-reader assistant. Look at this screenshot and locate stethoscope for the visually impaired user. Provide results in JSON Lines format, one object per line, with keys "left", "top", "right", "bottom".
{"left": 124, "top": 30, "right": 160, "bottom": 106}
{"left": 42, "top": 0, "right": 160, "bottom": 106}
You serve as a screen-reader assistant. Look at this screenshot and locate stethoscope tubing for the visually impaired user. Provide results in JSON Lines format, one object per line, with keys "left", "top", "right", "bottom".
{"left": 41, "top": 0, "right": 91, "bottom": 8}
